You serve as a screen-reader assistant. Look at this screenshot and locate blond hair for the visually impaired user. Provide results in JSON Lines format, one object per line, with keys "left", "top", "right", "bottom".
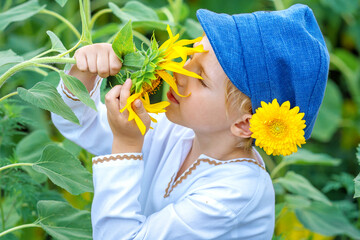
{"left": 224, "top": 77, "right": 253, "bottom": 150}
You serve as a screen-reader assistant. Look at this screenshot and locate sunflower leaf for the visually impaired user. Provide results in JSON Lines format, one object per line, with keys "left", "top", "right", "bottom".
{"left": 151, "top": 33, "right": 159, "bottom": 51}
{"left": 123, "top": 52, "right": 145, "bottom": 69}
{"left": 112, "top": 20, "right": 135, "bottom": 62}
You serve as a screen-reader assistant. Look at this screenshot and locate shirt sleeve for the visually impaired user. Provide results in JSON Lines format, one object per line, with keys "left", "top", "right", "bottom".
{"left": 91, "top": 154, "right": 251, "bottom": 240}
{"left": 51, "top": 73, "right": 113, "bottom": 155}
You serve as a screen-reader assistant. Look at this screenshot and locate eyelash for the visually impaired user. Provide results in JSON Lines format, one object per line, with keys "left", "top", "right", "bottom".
{"left": 198, "top": 79, "right": 207, "bottom": 87}
{"left": 188, "top": 55, "right": 206, "bottom": 87}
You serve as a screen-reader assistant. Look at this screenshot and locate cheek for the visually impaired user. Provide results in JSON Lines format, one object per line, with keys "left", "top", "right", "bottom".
{"left": 182, "top": 95, "right": 229, "bottom": 128}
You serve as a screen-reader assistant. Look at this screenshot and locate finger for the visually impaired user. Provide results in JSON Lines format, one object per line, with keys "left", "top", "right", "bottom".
{"left": 105, "top": 85, "right": 122, "bottom": 114}
{"left": 119, "top": 79, "right": 132, "bottom": 110}
{"left": 74, "top": 50, "right": 87, "bottom": 72}
{"left": 133, "top": 99, "right": 151, "bottom": 130}
{"left": 86, "top": 52, "right": 97, "bottom": 74}
{"left": 97, "top": 52, "right": 110, "bottom": 78}
{"left": 109, "top": 50, "right": 122, "bottom": 76}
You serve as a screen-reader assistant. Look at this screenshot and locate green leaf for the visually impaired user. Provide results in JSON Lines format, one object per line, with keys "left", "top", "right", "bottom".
{"left": 59, "top": 139, "right": 82, "bottom": 157}
{"left": 46, "top": 31, "right": 67, "bottom": 53}
{"left": 0, "top": 0, "right": 46, "bottom": 31}
{"left": 282, "top": 148, "right": 341, "bottom": 166}
{"left": 43, "top": 71, "right": 60, "bottom": 88}
{"left": 59, "top": 71, "right": 97, "bottom": 111}
{"left": 0, "top": 50, "right": 24, "bottom": 67}
{"left": 354, "top": 173, "right": 360, "bottom": 198}
{"left": 112, "top": 20, "right": 135, "bottom": 62}
{"left": 119, "top": 1, "right": 158, "bottom": 21}
{"left": 357, "top": 144, "right": 360, "bottom": 166}
{"left": 16, "top": 130, "right": 52, "bottom": 183}
{"left": 0, "top": 197, "right": 21, "bottom": 230}
{"left": 277, "top": 171, "right": 332, "bottom": 205}
{"left": 295, "top": 201, "right": 360, "bottom": 238}
{"left": 109, "top": 2, "right": 170, "bottom": 30}
{"left": 33, "top": 145, "right": 93, "bottom": 195}
{"left": 284, "top": 194, "right": 311, "bottom": 209}
{"left": 330, "top": 50, "right": 360, "bottom": 104}
{"left": 185, "top": 18, "right": 203, "bottom": 38}
{"left": 17, "top": 81, "right": 80, "bottom": 124}
{"left": 123, "top": 52, "right": 145, "bottom": 69}
{"left": 55, "top": 0, "right": 68, "bottom": 7}
{"left": 37, "top": 200, "right": 92, "bottom": 240}
{"left": 151, "top": 33, "right": 159, "bottom": 51}
{"left": 92, "top": 23, "right": 119, "bottom": 40}
{"left": 354, "top": 144, "right": 360, "bottom": 198}
{"left": 312, "top": 80, "right": 343, "bottom": 142}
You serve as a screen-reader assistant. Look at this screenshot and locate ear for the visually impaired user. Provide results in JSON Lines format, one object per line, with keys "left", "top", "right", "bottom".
{"left": 230, "top": 114, "right": 253, "bottom": 138}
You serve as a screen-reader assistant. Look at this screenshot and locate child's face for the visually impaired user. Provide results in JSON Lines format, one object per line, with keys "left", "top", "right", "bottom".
{"left": 165, "top": 35, "right": 235, "bottom": 134}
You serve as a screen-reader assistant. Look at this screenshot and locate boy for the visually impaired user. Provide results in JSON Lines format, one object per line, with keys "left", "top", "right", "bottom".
{"left": 52, "top": 4, "right": 329, "bottom": 239}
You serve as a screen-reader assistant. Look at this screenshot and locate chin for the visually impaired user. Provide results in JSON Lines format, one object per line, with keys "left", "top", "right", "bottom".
{"left": 165, "top": 110, "right": 177, "bottom": 124}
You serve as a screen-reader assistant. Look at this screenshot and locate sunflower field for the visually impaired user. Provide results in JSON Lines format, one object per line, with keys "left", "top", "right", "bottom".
{"left": 0, "top": 0, "right": 359, "bottom": 239}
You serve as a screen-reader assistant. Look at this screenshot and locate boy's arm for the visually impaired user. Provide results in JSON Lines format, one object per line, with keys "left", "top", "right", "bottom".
{"left": 51, "top": 43, "right": 122, "bottom": 155}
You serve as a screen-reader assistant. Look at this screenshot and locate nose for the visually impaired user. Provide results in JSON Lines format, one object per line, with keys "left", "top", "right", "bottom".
{"left": 173, "top": 71, "right": 189, "bottom": 96}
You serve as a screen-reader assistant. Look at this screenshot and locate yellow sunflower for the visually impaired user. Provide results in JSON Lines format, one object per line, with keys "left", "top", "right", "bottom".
{"left": 118, "top": 25, "right": 207, "bottom": 135}
{"left": 249, "top": 99, "right": 306, "bottom": 156}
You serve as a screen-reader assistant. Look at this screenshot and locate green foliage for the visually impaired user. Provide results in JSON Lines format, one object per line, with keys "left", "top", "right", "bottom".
{"left": 0, "top": 101, "right": 27, "bottom": 155}
{"left": 112, "top": 20, "right": 135, "bottom": 61}
{"left": 295, "top": 201, "right": 360, "bottom": 238}
{"left": 109, "top": 1, "right": 171, "bottom": 30}
{"left": 59, "top": 71, "right": 97, "bottom": 111}
{"left": 0, "top": 0, "right": 46, "bottom": 31}
{"left": 33, "top": 145, "right": 93, "bottom": 195}
{"left": 46, "top": 31, "right": 67, "bottom": 54}
{"left": 354, "top": 144, "right": 360, "bottom": 197}
{"left": 17, "top": 82, "right": 80, "bottom": 125}
{"left": 276, "top": 171, "right": 332, "bottom": 205}
{"left": 37, "top": 200, "right": 92, "bottom": 239}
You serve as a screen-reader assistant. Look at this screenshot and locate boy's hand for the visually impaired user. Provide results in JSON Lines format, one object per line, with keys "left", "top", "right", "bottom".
{"left": 67, "top": 43, "right": 122, "bottom": 93}
{"left": 105, "top": 79, "right": 151, "bottom": 154}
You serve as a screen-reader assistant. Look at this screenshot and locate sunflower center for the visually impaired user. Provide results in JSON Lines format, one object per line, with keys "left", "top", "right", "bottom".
{"left": 268, "top": 119, "right": 287, "bottom": 137}
{"left": 142, "top": 77, "right": 162, "bottom": 95}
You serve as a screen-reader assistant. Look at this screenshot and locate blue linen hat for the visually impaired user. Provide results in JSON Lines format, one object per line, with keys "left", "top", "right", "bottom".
{"left": 196, "top": 4, "right": 330, "bottom": 140}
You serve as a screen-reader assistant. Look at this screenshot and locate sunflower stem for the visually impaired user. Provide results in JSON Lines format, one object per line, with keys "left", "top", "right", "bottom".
{"left": 0, "top": 223, "right": 41, "bottom": 238}
{"left": 270, "top": 161, "right": 288, "bottom": 179}
{"left": 39, "top": 9, "right": 81, "bottom": 38}
{"left": 0, "top": 57, "right": 75, "bottom": 88}
{"left": 0, "top": 91, "right": 18, "bottom": 103}
{"left": 0, "top": 163, "right": 34, "bottom": 173}
{"left": 133, "top": 31, "right": 151, "bottom": 47}
{"left": 32, "top": 49, "right": 55, "bottom": 59}
{"left": 89, "top": 8, "right": 112, "bottom": 30}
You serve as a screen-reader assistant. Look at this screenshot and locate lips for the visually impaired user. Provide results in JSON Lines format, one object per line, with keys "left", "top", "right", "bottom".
{"left": 167, "top": 89, "right": 179, "bottom": 104}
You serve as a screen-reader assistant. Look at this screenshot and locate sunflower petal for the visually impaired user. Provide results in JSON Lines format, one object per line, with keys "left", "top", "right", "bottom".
{"left": 120, "top": 91, "right": 143, "bottom": 113}
{"left": 173, "top": 37, "right": 203, "bottom": 47}
{"left": 129, "top": 107, "right": 146, "bottom": 135}
{"left": 157, "top": 70, "right": 190, "bottom": 97}
{"left": 159, "top": 61, "right": 203, "bottom": 79}
{"left": 165, "top": 45, "right": 207, "bottom": 63}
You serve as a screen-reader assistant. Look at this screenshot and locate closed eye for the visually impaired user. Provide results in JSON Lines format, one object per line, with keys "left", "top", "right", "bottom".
{"left": 198, "top": 77, "right": 207, "bottom": 87}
